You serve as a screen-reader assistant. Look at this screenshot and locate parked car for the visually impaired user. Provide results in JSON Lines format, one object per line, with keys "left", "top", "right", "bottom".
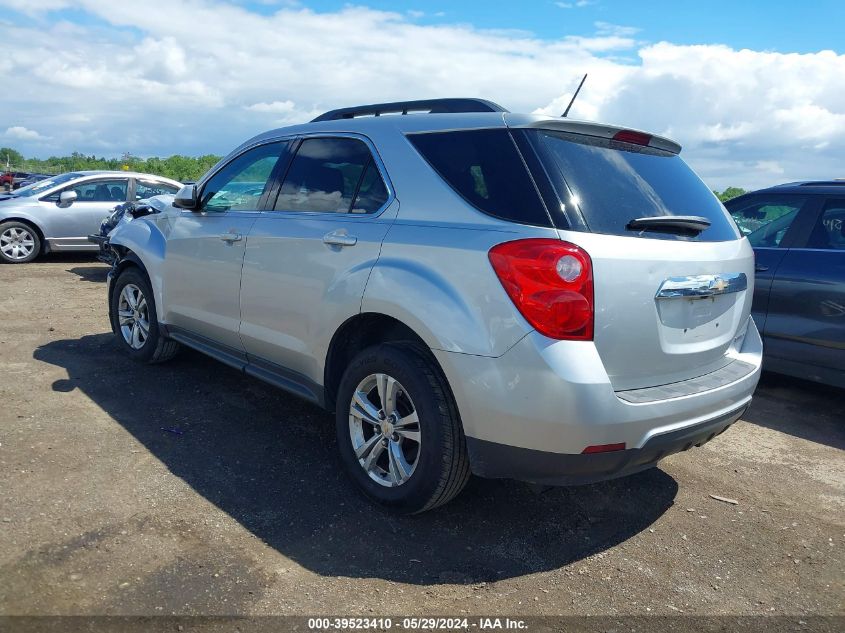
{"left": 725, "top": 181, "right": 845, "bottom": 388}
{"left": 0, "top": 171, "right": 181, "bottom": 263}
{"left": 106, "top": 98, "right": 762, "bottom": 513}
{"left": 1, "top": 171, "right": 30, "bottom": 190}
{"left": 17, "top": 173, "right": 52, "bottom": 188}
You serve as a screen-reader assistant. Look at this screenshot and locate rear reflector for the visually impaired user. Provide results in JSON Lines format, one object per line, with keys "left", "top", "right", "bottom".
{"left": 612, "top": 130, "right": 652, "bottom": 146}
{"left": 581, "top": 443, "right": 626, "bottom": 454}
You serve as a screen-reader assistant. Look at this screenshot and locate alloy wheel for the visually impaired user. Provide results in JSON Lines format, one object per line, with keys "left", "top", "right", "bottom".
{"left": 117, "top": 283, "right": 150, "bottom": 350}
{"left": 348, "top": 373, "right": 422, "bottom": 487}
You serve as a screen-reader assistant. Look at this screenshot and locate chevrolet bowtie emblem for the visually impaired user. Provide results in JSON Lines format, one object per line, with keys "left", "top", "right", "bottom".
{"left": 711, "top": 278, "right": 729, "bottom": 292}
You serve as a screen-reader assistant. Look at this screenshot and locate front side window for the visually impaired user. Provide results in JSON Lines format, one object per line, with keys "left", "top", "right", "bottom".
{"left": 273, "top": 137, "right": 388, "bottom": 214}
{"left": 200, "top": 142, "right": 287, "bottom": 212}
{"left": 70, "top": 179, "right": 128, "bottom": 203}
{"left": 135, "top": 180, "right": 180, "bottom": 200}
{"left": 806, "top": 199, "right": 845, "bottom": 250}
{"left": 726, "top": 195, "right": 808, "bottom": 248}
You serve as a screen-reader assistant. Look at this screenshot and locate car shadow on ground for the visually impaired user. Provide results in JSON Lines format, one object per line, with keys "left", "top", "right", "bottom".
{"left": 67, "top": 265, "right": 109, "bottom": 282}
{"left": 744, "top": 372, "right": 845, "bottom": 450}
{"left": 35, "top": 333, "right": 678, "bottom": 585}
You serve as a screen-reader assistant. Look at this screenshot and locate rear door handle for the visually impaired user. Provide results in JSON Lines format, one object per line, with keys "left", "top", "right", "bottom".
{"left": 220, "top": 233, "right": 242, "bottom": 243}
{"left": 755, "top": 265, "right": 769, "bottom": 272}
{"left": 322, "top": 231, "right": 357, "bottom": 247}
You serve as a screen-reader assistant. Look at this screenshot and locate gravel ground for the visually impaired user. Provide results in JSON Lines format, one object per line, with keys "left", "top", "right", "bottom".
{"left": 0, "top": 256, "right": 842, "bottom": 621}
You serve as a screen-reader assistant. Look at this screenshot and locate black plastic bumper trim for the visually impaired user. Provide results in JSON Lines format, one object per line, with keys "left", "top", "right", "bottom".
{"left": 466, "top": 404, "right": 747, "bottom": 486}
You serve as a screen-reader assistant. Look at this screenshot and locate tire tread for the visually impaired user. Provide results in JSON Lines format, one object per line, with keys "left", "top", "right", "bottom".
{"left": 386, "top": 342, "right": 471, "bottom": 513}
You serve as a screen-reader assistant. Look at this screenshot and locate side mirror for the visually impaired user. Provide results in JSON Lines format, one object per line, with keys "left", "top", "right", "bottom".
{"left": 59, "top": 190, "right": 78, "bottom": 205}
{"left": 173, "top": 184, "right": 198, "bottom": 210}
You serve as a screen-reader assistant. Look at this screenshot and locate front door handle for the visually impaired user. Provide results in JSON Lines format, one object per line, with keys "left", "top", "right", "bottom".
{"left": 220, "top": 233, "right": 242, "bottom": 243}
{"left": 322, "top": 231, "right": 357, "bottom": 247}
{"left": 755, "top": 265, "right": 769, "bottom": 272}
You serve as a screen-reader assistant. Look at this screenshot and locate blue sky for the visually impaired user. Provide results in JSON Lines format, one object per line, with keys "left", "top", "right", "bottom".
{"left": 239, "top": 0, "right": 845, "bottom": 53}
{"left": 1, "top": 0, "right": 843, "bottom": 189}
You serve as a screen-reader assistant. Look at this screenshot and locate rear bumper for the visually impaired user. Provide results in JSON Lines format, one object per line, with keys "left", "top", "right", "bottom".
{"left": 466, "top": 404, "right": 746, "bottom": 485}
{"left": 433, "top": 317, "right": 762, "bottom": 484}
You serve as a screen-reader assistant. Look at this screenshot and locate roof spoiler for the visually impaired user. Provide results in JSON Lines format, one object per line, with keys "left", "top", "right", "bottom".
{"left": 511, "top": 117, "right": 682, "bottom": 154}
{"left": 311, "top": 98, "right": 509, "bottom": 122}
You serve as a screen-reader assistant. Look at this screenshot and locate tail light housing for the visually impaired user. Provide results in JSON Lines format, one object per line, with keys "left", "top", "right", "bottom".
{"left": 488, "top": 238, "right": 593, "bottom": 340}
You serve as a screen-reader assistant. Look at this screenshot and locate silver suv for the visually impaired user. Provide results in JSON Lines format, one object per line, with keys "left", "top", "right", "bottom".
{"left": 106, "top": 98, "right": 762, "bottom": 513}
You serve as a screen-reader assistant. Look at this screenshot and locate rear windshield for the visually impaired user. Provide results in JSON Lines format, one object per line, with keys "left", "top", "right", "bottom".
{"left": 526, "top": 130, "right": 740, "bottom": 242}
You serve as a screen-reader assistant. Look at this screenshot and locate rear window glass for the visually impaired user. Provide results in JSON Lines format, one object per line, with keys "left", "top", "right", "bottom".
{"left": 528, "top": 130, "right": 739, "bottom": 242}
{"left": 408, "top": 129, "right": 551, "bottom": 227}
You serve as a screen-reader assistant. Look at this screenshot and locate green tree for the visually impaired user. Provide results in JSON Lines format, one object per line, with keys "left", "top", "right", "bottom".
{"left": 1, "top": 147, "right": 25, "bottom": 169}
{"left": 3, "top": 150, "right": 223, "bottom": 183}
{"left": 714, "top": 186, "right": 747, "bottom": 202}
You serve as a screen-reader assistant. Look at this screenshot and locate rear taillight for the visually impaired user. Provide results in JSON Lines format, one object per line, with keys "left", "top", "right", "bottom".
{"left": 488, "top": 238, "right": 593, "bottom": 340}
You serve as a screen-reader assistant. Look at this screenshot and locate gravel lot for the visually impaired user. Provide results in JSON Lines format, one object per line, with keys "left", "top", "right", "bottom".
{"left": 0, "top": 257, "right": 842, "bottom": 621}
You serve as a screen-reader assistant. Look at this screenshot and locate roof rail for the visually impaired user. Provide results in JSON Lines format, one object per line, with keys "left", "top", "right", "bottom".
{"left": 311, "top": 98, "right": 508, "bottom": 122}
{"left": 799, "top": 180, "right": 845, "bottom": 187}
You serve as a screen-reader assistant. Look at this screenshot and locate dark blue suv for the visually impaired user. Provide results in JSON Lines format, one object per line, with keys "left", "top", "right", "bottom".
{"left": 726, "top": 182, "right": 845, "bottom": 388}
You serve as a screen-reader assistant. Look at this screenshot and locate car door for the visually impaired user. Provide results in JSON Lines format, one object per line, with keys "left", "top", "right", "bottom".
{"left": 41, "top": 177, "right": 129, "bottom": 248}
{"left": 239, "top": 135, "right": 397, "bottom": 391}
{"left": 161, "top": 141, "right": 289, "bottom": 357}
{"left": 763, "top": 197, "right": 845, "bottom": 381}
{"left": 726, "top": 193, "right": 816, "bottom": 333}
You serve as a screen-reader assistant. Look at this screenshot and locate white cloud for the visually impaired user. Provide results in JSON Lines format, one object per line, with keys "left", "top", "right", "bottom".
{"left": 555, "top": 1, "right": 595, "bottom": 8}
{"left": 3, "top": 126, "right": 48, "bottom": 141}
{"left": 594, "top": 21, "right": 640, "bottom": 37}
{"left": 0, "top": 1, "right": 842, "bottom": 189}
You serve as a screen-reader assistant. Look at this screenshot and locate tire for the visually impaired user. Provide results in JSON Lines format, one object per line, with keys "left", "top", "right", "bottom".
{"left": 109, "top": 267, "right": 180, "bottom": 364}
{"left": 335, "top": 343, "right": 470, "bottom": 513}
{"left": 0, "top": 221, "right": 41, "bottom": 263}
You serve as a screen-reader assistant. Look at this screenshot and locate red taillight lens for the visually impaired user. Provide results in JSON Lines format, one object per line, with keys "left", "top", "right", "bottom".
{"left": 612, "top": 130, "right": 652, "bottom": 146}
{"left": 488, "top": 238, "right": 594, "bottom": 340}
{"left": 581, "top": 443, "right": 626, "bottom": 454}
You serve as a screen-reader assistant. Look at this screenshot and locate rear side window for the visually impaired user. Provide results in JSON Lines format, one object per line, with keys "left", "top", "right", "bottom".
{"left": 528, "top": 130, "right": 739, "bottom": 241}
{"left": 408, "top": 129, "right": 551, "bottom": 227}
{"left": 807, "top": 199, "right": 845, "bottom": 250}
{"left": 274, "top": 137, "right": 388, "bottom": 214}
{"left": 135, "top": 180, "right": 179, "bottom": 200}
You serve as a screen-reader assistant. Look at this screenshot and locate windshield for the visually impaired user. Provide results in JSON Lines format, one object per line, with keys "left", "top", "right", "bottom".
{"left": 13, "top": 172, "right": 83, "bottom": 197}
{"left": 526, "top": 130, "right": 740, "bottom": 242}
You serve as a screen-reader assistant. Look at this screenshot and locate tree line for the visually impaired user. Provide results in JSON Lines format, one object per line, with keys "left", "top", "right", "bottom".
{"left": 1, "top": 147, "right": 222, "bottom": 183}
{"left": 2, "top": 145, "right": 749, "bottom": 200}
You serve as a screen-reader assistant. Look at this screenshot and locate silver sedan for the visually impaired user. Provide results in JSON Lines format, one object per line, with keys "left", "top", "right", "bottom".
{"left": 0, "top": 171, "right": 182, "bottom": 263}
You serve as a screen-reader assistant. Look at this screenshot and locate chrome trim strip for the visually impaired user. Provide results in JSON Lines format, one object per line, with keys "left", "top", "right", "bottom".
{"left": 655, "top": 272, "right": 747, "bottom": 300}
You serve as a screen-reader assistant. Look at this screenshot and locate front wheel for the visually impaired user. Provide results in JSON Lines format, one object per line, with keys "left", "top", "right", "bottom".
{"left": 0, "top": 221, "right": 40, "bottom": 263}
{"left": 110, "top": 267, "right": 179, "bottom": 363}
{"left": 335, "top": 343, "right": 470, "bottom": 513}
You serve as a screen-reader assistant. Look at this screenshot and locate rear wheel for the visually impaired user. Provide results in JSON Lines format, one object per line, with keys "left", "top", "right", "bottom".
{"left": 110, "top": 267, "right": 179, "bottom": 363}
{"left": 0, "top": 221, "right": 40, "bottom": 263}
{"left": 335, "top": 343, "right": 470, "bottom": 513}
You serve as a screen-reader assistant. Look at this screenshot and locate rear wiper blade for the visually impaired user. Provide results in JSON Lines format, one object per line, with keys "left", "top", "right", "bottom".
{"left": 626, "top": 215, "right": 711, "bottom": 235}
